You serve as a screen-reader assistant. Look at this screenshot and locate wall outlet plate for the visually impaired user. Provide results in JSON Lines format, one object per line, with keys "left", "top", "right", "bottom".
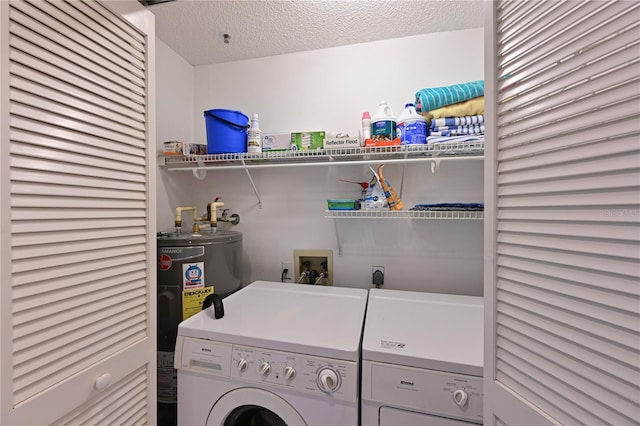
{"left": 293, "top": 249, "right": 333, "bottom": 285}
{"left": 281, "top": 261, "right": 293, "bottom": 281}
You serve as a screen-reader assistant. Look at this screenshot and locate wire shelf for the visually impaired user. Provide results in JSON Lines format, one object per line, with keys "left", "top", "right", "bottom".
{"left": 161, "top": 140, "right": 484, "bottom": 169}
{"left": 324, "top": 210, "right": 484, "bottom": 220}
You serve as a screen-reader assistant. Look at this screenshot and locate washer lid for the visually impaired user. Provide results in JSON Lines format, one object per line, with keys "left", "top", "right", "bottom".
{"left": 362, "top": 289, "right": 483, "bottom": 376}
{"left": 178, "top": 280, "right": 368, "bottom": 361}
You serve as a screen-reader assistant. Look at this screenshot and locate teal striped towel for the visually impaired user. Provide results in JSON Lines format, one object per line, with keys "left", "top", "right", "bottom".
{"left": 415, "top": 80, "right": 484, "bottom": 112}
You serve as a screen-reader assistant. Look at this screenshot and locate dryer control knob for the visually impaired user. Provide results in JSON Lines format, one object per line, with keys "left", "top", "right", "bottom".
{"left": 317, "top": 368, "right": 340, "bottom": 393}
{"left": 283, "top": 366, "right": 296, "bottom": 381}
{"left": 237, "top": 358, "right": 248, "bottom": 373}
{"left": 259, "top": 362, "right": 271, "bottom": 376}
{"left": 453, "top": 389, "right": 469, "bottom": 407}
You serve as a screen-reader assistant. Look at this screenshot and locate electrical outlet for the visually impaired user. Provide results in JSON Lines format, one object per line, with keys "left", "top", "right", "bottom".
{"left": 372, "top": 266, "right": 384, "bottom": 287}
{"left": 281, "top": 261, "right": 293, "bottom": 281}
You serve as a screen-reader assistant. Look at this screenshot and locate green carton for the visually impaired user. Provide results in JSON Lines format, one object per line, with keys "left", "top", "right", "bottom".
{"left": 291, "top": 131, "right": 325, "bottom": 150}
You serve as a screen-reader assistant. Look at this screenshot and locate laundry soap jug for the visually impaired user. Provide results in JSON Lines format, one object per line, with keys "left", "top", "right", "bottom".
{"left": 371, "top": 101, "right": 396, "bottom": 141}
{"left": 396, "top": 103, "right": 427, "bottom": 144}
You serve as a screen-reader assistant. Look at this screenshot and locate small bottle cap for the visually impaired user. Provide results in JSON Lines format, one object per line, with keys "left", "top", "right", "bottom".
{"left": 252, "top": 113, "right": 259, "bottom": 120}
{"left": 362, "top": 111, "right": 371, "bottom": 119}
{"left": 405, "top": 103, "right": 414, "bottom": 107}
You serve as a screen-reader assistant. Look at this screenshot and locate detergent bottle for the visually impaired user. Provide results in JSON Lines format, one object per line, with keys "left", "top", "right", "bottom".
{"left": 396, "top": 103, "right": 427, "bottom": 144}
{"left": 371, "top": 101, "right": 396, "bottom": 142}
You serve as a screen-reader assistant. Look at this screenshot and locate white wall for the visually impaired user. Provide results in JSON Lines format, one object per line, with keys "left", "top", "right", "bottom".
{"left": 155, "top": 39, "right": 195, "bottom": 228}
{"left": 157, "top": 28, "right": 485, "bottom": 295}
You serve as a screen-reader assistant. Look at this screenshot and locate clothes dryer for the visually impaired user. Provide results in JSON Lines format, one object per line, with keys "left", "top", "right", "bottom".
{"left": 175, "top": 280, "right": 368, "bottom": 425}
{"left": 361, "top": 289, "right": 484, "bottom": 425}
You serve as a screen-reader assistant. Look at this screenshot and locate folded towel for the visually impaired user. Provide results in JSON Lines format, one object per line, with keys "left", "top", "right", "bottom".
{"left": 415, "top": 81, "right": 484, "bottom": 113}
{"left": 426, "top": 135, "right": 485, "bottom": 144}
{"left": 420, "top": 96, "right": 485, "bottom": 122}
{"left": 410, "top": 203, "right": 484, "bottom": 211}
{"left": 429, "top": 124, "right": 485, "bottom": 136}
{"left": 432, "top": 115, "right": 485, "bottom": 127}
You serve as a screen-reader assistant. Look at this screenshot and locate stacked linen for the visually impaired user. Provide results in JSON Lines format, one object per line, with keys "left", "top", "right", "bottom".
{"left": 429, "top": 114, "right": 485, "bottom": 136}
{"left": 414, "top": 81, "right": 485, "bottom": 144}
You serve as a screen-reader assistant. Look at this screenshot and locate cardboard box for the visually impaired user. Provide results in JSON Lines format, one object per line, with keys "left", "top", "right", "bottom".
{"left": 291, "top": 131, "right": 325, "bottom": 150}
{"left": 262, "top": 133, "right": 291, "bottom": 151}
{"left": 323, "top": 137, "right": 361, "bottom": 150}
{"left": 163, "top": 141, "right": 207, "bottom": 156}
{"left": 364, "top": 137, "right": 402, "bottom": 147}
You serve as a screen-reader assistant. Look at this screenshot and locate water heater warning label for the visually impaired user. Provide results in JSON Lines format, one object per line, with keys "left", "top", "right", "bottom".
{"left": 183, "top": 262, "right": 205, "bottom": 289}
{"left": 182, "top": 286, "right": 214, "bottom": 320}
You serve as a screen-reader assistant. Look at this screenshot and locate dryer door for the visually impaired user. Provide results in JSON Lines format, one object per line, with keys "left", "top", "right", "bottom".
{"left": 207, "top": 388, "right": 307, "bottom": 426}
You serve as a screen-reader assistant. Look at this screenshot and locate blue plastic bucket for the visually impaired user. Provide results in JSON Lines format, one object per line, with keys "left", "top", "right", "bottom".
{"left": 204, "top": 109, "right": 249, "bottom": 154}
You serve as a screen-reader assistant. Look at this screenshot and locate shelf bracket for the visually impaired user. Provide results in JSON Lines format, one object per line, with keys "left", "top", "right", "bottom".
{"left": 192, "top": 159, "right": 207, "bottom": 180}
{"left": 431, "top": 149, "right": 442, "bottom": 173}
{"left": 333, "top": 218, "right": 343, "bottom": 256}
{"left": 241, "top": 159, "right": 263, "bottom": 209}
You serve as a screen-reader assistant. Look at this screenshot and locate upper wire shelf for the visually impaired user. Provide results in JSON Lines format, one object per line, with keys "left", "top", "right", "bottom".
{"left": 161, "top": 140, "right": 484, "bottom": 170}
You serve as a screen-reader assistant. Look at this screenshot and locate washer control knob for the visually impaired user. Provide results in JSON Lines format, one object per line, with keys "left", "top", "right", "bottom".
{"left": 259, "top": 362, "right": 271, "bottom": 376}
{"left": 237, "top": 358, "right": 248, "bottom": 373}
{"left": 453, "top": 389, "right": 469, "bottom": 407}
{"left": 317, "top": 368, "right": 340, "bottom": 393}
{"left": 283, "top": 366, "right": 296, "bottom": 381}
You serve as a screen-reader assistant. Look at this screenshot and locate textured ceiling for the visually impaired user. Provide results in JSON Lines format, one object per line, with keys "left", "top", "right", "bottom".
{"left": 145, "top": 0, "right": 484, "bottom": 66}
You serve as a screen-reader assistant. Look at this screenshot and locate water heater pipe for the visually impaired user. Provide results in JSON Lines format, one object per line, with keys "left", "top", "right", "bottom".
{"left": 174, "top": 206, "right": 198, "bottom": 230}
{"left": 208, "top": 201, "right": 225, "bottom": 230}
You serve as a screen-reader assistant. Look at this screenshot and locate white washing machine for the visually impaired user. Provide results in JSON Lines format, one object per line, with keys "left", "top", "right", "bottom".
{"left": 174, "top": 280, "right": 368, "bottom": 426}
{"left": 361, "top": 289, "right": 484, "bottom": 425}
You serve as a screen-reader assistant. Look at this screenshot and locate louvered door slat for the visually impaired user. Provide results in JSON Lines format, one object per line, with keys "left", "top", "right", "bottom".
{"left": 12, "top": 217, "right": 147, "bottom": 233}
{"left": 9, "top": 54, "right": 145, "bottom": 115}
{"left": 13, "top": 261, "right": 145, "bottom": 301}
{"left": 13, "top": 234, "right": 147, "bottom": 259}
{"left": 12, "top": 1, "right": 145, "bottom": 77}
{"left": 499, "top": 1, "right": 603, "bottom": 69}
{"left": 10, "top": 2, "right": 145, "bottom": 83}
{"left": 486, "top": 1, "right": 640, "bottom": 424}
{"left": 13, "top": 242, "right": 146, "bottom": 272}
{"left": 497, "top": 256, "right": 637, "bottom": 295}
{"left": 498, "top": 97, "right": 639, "bottom": 147}
{"left": 11, "top": 158, "right": 146, "bottom": 183}
{"left": 497, "top": 337, "right": 637, "bottom": 422}
{"left": 12, "top": 207, "right": 147, "bottom": 220}
{"left": 12, "top": 75, "right": 146, "bottom": 132}
{"left": 12, "top": 170, "right": 147, "bottom": 192}
{"left": 499, "top": 2, "right": 638, "bottom": 94}
{"left": 11, "top": 117, "right": 146, "bottom": 156}
{"left": 13, "top": 253, "right": 147, "bottom": 287}
{"left": 8, "top": 37, "right": 145, "bottom": 111}
{"left": 14, "top": 270, "right": 147, "bottom": 315}
{"left": 11, "top": 90, "right": 146, "bottom": 140}
{"left": 11, "top": 62, "right": 146, "bottom": 123}
{"left": 498, "top": 220, "right": 638, "bottom": 242}
{"left": 500, "top": 75, "right": 640, "bottom": 136}
{"left": 497, "top": 134, "right": 640, "bottom": 171}
{"left": 11, "top": 102, "right": 145, "bottom": 148}
{"left": 14, "top": 291, "right": 146, "bottom": 341}
{"left": 497, "top": 266, "right": 639, "bottom": 313}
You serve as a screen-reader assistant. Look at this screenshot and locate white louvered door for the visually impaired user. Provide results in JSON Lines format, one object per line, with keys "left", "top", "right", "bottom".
{"left": 484, "top": 1, "right": 640, "bottom": 425}
{"left": 1, "top": 1, "right": 156, "bottom": 424}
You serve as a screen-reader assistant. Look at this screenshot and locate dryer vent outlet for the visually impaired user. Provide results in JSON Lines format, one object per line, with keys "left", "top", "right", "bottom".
{"left": 294, "top": 249, "right": 333, "bottom": 285}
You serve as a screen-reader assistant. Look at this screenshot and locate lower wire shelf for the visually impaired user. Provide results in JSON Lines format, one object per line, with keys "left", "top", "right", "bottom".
{"left": 324, "top": 210, "right": 484, "bottom": 219}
